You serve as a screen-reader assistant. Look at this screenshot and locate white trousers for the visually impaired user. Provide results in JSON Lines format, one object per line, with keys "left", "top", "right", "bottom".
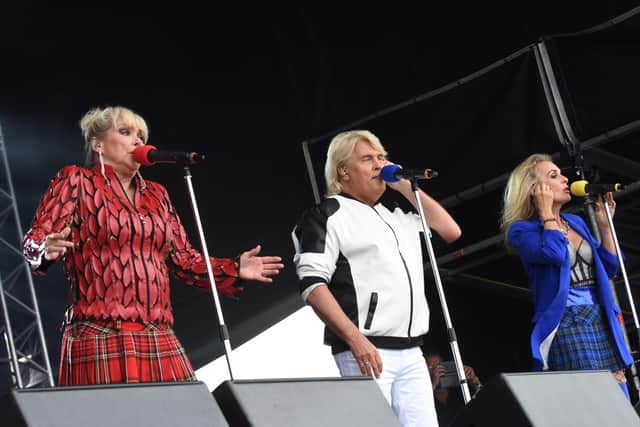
{"left": 334, "top": 347, "right": 439, "bottom": 427}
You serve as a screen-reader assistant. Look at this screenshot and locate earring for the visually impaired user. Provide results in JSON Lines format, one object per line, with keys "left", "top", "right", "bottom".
{"left": 341, "top": 168, "right": 348, "bottom": 176}
{"left": 98, "top": 151, "right": 107, "bottom": 181}
{"left": 136, "top": 170, "right": 147, "bottom": 192}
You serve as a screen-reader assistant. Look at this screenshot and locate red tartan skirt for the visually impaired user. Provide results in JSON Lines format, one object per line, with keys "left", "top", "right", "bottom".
{"left": 59, "top": 320, "right": 196, "bottom": 385}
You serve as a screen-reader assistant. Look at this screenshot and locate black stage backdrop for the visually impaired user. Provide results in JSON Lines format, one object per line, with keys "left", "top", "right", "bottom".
{"left": 1, "top": 2, "right": 639, "bottom": 397}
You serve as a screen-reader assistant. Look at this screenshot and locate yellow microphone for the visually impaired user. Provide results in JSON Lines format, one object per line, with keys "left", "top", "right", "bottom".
{"left": 570, "top": 180, "right": 623, "bottom": 197}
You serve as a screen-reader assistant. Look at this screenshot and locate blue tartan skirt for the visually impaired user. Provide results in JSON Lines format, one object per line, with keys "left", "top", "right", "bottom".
{"left": 547, "top": 304, "right": 626, "bottom": 372}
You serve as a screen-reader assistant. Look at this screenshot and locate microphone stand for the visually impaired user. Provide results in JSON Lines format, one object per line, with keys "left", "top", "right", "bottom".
{"left": 602, "top": 198, "right": 640, "bottom": 352}
{"left": 409, "top": 178, "right": 472, "bottom": 404}
{"left": 573, "top": 146, "right": 639, "bottom": 400}
{"left": 578, "top": 191, "right": 640, "bottom": 400}
{"left": 582, "top": 195, "right": 602, "bottom": 243}
{"left": 183, "top": 165, "right": 235, "bottom": 380}
{"left": 573, "top": 146, "right": 601, "bottom": 242}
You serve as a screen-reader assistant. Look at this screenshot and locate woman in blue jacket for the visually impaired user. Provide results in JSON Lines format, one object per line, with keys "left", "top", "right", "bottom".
{"left": 501, "top": 153, "right": 632, "bottom": 396}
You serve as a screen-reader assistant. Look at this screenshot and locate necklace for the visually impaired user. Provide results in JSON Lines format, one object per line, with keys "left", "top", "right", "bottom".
{"left": 560, "top": 218, "right": 570, "bottom": 236}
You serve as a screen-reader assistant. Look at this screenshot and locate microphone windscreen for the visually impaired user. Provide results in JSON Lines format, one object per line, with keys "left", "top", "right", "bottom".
{"left": 570, "top": 180, "right": 588, "bottom": 197}
{"left": 132, "top": 145, "right": 157, "bottom": 166}
{"left": 380, "top": 164, "right": 401, "bottom": 183}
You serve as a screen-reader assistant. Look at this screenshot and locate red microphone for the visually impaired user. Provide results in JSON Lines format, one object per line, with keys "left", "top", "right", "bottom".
{"left": 133, "top": 145, "right": 205, "bottom": 166}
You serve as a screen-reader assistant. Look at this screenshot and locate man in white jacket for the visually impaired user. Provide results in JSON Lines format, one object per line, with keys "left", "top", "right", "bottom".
{"left": 292, "top": 130, "right": 461, "bottom": 427}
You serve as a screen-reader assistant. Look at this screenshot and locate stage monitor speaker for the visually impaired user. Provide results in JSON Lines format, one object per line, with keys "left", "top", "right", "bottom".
{"left": 213, "top": 377, "right": 400, "bottom": 426}
{"left": 451, "top": 370, "right": 640, "bottom": 427}
{"left": 0, "top": 381, "right": 228, "bottom": 427}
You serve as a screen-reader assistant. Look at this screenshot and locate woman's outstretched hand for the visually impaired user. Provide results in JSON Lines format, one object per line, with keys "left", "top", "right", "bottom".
{"left": 44, "top": 226, "right": 74, "bottom": 261}
{"left": 238, "top": 245, "right": 284, "bottom": 282}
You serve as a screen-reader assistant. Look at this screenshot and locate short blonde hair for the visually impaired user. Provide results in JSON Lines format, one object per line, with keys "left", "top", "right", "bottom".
{"left": 324, "top": 130, "right": 387, "bottom": 196}
{"left": 79, "top": 106, "right": 148, "bottom": 166}
{"left": 501, "top": 153, "right": 553, "bottom": 243}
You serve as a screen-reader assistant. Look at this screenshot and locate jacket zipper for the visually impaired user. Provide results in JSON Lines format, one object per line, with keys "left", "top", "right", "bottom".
{"left": 372, "top": 207, "right": 414, "bottom": 338}
{"left": 134, "top": 187, "right": 151, "bottom": 316}
{"left": 117, "top": 177, "right": 151, "bottom": 316}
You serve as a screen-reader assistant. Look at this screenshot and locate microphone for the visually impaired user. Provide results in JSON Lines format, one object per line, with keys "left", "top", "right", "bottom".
{"left": 132, "top": 145, "right": 205, "bottom": 166}
{"left": 380, "top": 164, "right": 439, "bottom": 183}
{"left": 570, "top": 180, "right": 624, "bottom": 197}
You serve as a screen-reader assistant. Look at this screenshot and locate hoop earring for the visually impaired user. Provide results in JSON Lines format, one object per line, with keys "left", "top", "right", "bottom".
{"left": 98, "top": 151, "right": 107, "bottom": 181}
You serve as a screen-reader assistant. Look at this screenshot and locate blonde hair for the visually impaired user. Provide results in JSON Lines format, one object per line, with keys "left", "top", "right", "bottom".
{"left": 501, "top": 153, "right": 553, "bottom": 246}
{"left": 79, "top": 106, "right": 148, "bottom": 166}
{"left": 324, "top": 130, "right": 387, "bottom": 196}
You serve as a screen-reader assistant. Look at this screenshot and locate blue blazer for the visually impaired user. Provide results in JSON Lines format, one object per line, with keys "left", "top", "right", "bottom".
{"left": 508, "top": 213, "right": 633, "bottom": 371}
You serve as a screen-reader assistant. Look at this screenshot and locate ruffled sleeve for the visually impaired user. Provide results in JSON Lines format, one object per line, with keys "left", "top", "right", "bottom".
{"left": 23, "top": 166, "right": 80, "bottom": 273}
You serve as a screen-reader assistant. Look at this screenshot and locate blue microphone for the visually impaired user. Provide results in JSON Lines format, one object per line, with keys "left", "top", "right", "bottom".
{"left": 380, "top": 164, "right": 439, "bottom": 183}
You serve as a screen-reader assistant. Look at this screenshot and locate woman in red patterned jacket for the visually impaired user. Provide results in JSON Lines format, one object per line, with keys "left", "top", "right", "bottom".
{"left": 23, "top": 106, "right": 284, "bottom": 385}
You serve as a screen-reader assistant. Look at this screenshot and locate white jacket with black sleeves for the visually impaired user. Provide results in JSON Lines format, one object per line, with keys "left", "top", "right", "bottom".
{"left": 292, "top": 193, "right": 429, "bottom": 354}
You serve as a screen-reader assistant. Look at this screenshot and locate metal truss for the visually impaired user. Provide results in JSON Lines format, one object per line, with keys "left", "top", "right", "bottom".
{"left": 0, "top": 123, "right": 54, "bottom": 388}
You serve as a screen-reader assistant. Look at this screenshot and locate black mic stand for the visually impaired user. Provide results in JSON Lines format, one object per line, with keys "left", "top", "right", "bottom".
{"left": 409, "top": 178, "right": 472, "bottom": 404}
{"left": 573, "top": 146, "right": 601, "bottom": 242}
{"left": 582, "top": 195, "right": 602, "bottom": 242}
{"left": 183, "top": 165, "right": 235, "bottom": 380}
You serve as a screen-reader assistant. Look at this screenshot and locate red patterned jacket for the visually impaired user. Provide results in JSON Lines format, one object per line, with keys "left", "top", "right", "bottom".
{"left": 23, "top": 164, "right": 240, "bottom": 325}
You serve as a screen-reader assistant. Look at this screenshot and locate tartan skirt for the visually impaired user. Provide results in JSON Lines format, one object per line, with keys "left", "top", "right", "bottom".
{"left": 59, "top": 320, "right": 197, "bottom": 386}
{"left": 547, "top": 304, "right": 626, "bottom": 372}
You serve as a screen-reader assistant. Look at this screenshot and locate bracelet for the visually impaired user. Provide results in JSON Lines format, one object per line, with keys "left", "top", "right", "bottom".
{"left": 542, "top": 218, "right": 557, "bottom": 224}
